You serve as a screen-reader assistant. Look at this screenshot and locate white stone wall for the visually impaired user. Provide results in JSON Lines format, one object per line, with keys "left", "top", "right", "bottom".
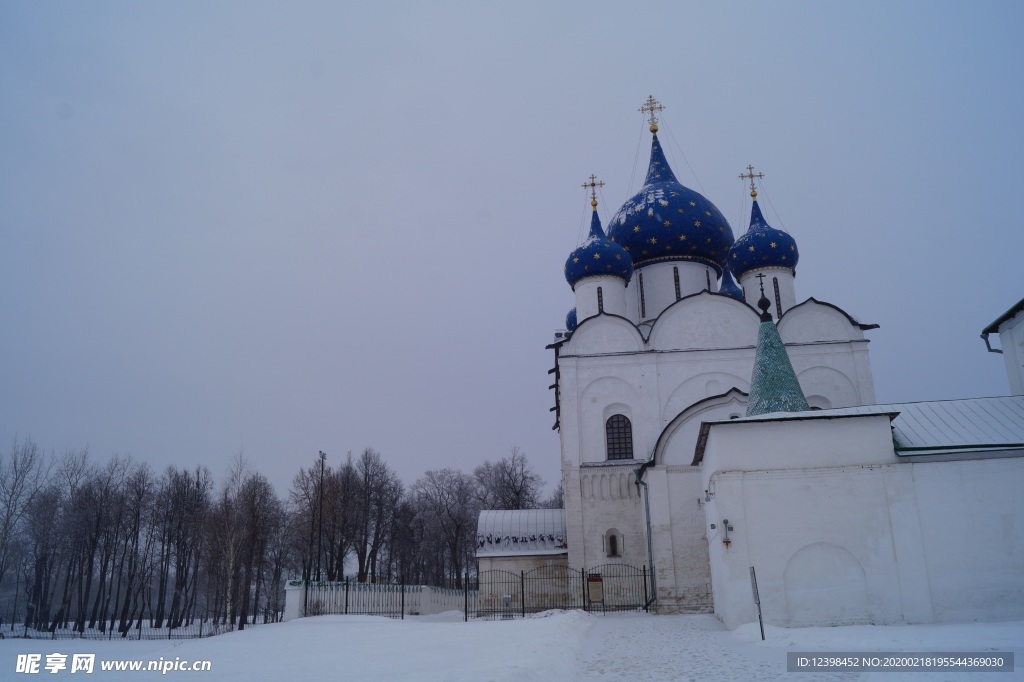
{"left": 699, "top": 415, "right": 1024, "bottom": 629}
{"left": 558, "top": 292, "right": 877, "bottom": 613}
{"left": 997, "top": 311, "right": 1024, "bottom": 395}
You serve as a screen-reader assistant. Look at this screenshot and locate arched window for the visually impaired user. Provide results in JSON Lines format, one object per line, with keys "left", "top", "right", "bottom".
{"left": 605, "top": 414, "right": 633, "bottom": 460}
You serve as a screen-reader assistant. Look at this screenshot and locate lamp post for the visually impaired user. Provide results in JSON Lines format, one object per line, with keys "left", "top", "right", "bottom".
{"left": 316, "top": 451, "right": 326, "bottom": 582}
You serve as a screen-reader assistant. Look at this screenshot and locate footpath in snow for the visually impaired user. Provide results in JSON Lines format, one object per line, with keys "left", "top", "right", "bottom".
{"left": 0, "top": 611, "right": 1020, "bottom": 681}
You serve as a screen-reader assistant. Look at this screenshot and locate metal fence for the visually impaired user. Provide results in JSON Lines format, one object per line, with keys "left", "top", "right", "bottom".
{"left": 469, "top": 563, "right": 649, "bottom": 620}
{"left": 0, "top": 614, "right": 281, "bottom": 641}
{"left": 303, "top": 579, "right": 411, "bottom": 619}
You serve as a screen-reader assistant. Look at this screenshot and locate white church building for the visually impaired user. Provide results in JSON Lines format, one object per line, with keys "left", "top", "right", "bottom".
{"left": 478, "top": 98, "right": 1024, "bottom": 629}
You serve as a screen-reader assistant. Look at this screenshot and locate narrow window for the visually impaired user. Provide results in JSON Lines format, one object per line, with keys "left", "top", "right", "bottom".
{"left": 773, "top": 277, "right": 782, "bottom": 319}
{"left": 705, "top": 268, "right": 711, "bottom": 291}
{"left": 597, "top": 286, "right": 604, "bottom": 313}
{"left": 605, "top": 414, "right": 633, "bottom": 460}
{"left": 673, "top": 267, "right": 681, "bottom": 301}
{"left": 639, "top": 273, "right": 646, "bottom": 318}
{"left": 608, "top": 534, "right": 619, "bottom": 557}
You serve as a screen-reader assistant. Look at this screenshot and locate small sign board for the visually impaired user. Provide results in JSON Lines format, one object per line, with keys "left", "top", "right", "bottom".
{"left": 587, "top": 575, "right": 604, "bottom": 603}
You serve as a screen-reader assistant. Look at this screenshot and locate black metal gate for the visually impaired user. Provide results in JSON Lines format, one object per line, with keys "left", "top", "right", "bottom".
{"left": 470, "top": 564, "right": 648, "bottom": 619}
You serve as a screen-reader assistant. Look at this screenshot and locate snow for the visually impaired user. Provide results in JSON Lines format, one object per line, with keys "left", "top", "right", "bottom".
{"left": 1, "top": 612, "right": 1020, "bottom": 681}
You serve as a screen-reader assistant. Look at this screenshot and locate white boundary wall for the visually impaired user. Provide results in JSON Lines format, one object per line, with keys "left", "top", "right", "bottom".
{"left": 284, "top": 582, "right": 469, "bottom": 621}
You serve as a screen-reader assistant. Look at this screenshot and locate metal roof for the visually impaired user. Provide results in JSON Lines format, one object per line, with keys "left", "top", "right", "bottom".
{"left": 476, "top": 509, "right": 567, "bottom": 558}
{"left": 710, "top": 396, "right": 1024, "bottom": 457}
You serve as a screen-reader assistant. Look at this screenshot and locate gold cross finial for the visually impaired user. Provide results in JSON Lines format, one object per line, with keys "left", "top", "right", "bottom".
{"left": 639, "top": 95, "right": 665, "bottom": 133}
{"left": 739, "top": 165, "right": 765, "bottom": 200}
{"left": 582, "top": 174, "right": 605, "bottom": 210}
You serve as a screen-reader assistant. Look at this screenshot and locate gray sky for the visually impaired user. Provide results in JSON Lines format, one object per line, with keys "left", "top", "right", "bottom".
{"left": 1, "top": 1, "right": 1021, "bottom": 495}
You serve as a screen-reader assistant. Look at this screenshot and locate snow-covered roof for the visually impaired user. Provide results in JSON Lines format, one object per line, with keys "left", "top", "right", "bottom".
{"left": 700, "top": 395, "right": 1024, "bottom": 459}
{"left": 476, "top": 509, "right": 567, "bottom": 558}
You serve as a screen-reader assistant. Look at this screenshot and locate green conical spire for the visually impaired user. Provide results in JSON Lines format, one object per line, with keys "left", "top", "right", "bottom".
{"left": 746, "top": 278, "right": 809, "bottom": 416}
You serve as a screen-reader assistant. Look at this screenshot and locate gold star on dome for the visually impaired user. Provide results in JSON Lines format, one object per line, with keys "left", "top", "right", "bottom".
{"left": 573, "top": 257, "right": 579, "bottom": 263}
{"left": 642, "top": 249, "right": 649, "bottom": 256}
{"left": 593, "top": 253, "right": 601, "bottom": 259}
{"left": 694, "top": 220, "right": 701, "bottom": 227}
{"left": 731, "top": 253, "right": 737, "bottom": 259}
{"left": 748, "top": 246, "right": 755, "bottom": 252}
{"left": 624, "top": 246, "right": 630, "bottom": 251}
{"left": 634, "top": 226, "right": 641, "bottom": 232}
{"left": 650, "top": 237, "right": 658, "bottom": 245}
{"left": 781, "top": 255, "right": 787, "bottom": 261}
{"left": 584, "top": 265, "right": 589, "bottom": 271}
{"left": 679, "top": 234, "right": 686, "bottom": 241}
{"left": 770, "top": 242, "right": 777, "bottom": 248}
{"left": 665, "top": 244, "right": 672, "bottom": 250}
{"left": 705, "top": 211, "right": 711, "bottom": 217}
{"left": 677, "top": 208, "right": 684, "bottom": 214}
{"left": 790, "top": 245, "right": 795, "bottom": 250}
{"left": 610, "top": 237, "right": 615, "bottom": 242}
{"left": 663, "top": 220, "right": 671, "bottom": 227}
{"left": 706, "top": 237, "right": 712, "bottom": 243}
{"left": 615, "top": 254, "right": 621, "bottom": 260}
{"left": 689, "top": 201, "right": 696, "bottom": 207}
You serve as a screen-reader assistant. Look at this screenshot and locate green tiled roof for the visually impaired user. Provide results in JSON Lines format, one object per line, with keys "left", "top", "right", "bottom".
{"left": 746, "top": 320, "right": 810, "bottom": 416}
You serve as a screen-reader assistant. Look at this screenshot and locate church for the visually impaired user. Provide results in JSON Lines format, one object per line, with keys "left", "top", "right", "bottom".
{"left": 476, "top": 97, "right": 1024, "bottom": 629}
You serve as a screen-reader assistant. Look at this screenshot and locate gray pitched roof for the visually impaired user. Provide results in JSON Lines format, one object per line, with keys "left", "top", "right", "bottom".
{"left": 708, "top": 396, "right": 1024, "bottom": 458}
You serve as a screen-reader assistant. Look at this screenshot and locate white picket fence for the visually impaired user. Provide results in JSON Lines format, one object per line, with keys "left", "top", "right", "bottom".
{"left": 284, "top": 581, "right": 471, "bottom": 620}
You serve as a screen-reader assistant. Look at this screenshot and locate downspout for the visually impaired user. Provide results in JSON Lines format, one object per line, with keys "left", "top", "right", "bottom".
{"left": 634, "top": 457, "right": 657, "bottom": 611}
{"left": 981, "top": 332, "right": 1003, "bottom": 354}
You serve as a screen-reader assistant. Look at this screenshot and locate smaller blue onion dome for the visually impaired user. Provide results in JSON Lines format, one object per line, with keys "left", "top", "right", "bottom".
{"left": 566, "top": 308, "right": 577, "bottom": 331}
{"left": 729, "top": 199, "right": 799, "bottom": 281}
{"left": 565, "top": 206, "right": 634, "bottom": 290}
{"left": 718, "top": 266, "right": 744, "bottom": 301}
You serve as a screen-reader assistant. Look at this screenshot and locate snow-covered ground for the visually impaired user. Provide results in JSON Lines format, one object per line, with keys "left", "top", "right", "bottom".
{"left": 1, "top": 611, "right": 1020, "bottom": 681}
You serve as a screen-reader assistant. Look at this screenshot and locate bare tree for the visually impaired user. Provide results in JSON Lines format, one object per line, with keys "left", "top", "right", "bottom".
{"left": 473, "top": 447, "right": 544, "bottom": 510}
{"left": 411, "top": 469, "right": 476, "bottom": 588}
{"left": 0, "top": 437, "right": 48, "bottom": 587}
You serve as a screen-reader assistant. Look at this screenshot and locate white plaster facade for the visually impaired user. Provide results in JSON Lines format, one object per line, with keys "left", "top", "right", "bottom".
{"left": 555, "top": 265, "right": 877, "bottom": 612}
{"left": 695, "top": 409, "right": 1024, "bottom": 629}
{"left": 984, "top": 298, "right": 1024, "bottom": 395}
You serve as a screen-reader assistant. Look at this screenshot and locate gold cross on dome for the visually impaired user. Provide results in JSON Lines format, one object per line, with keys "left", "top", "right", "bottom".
{"left": 639, "top": 96, "right": 665, "bottom": 132}
{"left": 582, "top": 174, "right": 605, "bottom": 209}
{"left": 739, "top": 165, "right": 765, "bottom": 200}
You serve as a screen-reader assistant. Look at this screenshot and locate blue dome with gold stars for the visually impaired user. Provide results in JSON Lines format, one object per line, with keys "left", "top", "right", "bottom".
{"left": 728, "top": 199, "right": 798, "bottom": 280}
{"left": 607, "top": 134, "right": 734, "bottom": 275}
{"left": 566, "top": 308, "right": 577, "bottom": 331}
{"left": 565, "top": 209, "right": 634, "bottom": 290}
{"left": 718, "top": 265, "right": 744, "bottom": 301}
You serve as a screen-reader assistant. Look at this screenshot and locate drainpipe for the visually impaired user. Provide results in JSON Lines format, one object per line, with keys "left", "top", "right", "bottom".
{"left": 634, "top": 458, "right": 657, "bottom": 611}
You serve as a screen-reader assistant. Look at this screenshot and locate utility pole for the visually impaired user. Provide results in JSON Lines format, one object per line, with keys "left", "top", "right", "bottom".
{"left": 316, "top": 451, "right": 326, "bottom": 582}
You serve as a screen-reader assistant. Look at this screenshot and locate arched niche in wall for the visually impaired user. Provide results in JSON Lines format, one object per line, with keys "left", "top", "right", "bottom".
{"left": 579, "top": 377, "right": 642, "bottom": 463}
{"left": 648, "top": 292, "right": 760, "bottom": 351}
{"left": 662, "top": 372, "right": 750, "bottom": 423}
{"left": 796, "top": 365, "right": 858, "bottom": 409}
{"left": 778, "top": 298, "right": 869, "bottom": 344}
{"left": 653, "top": 387, "right": 748, "bottom": 466}
{"left": 784, "top": 542, "right": 869, "bottom": 626}
{"left": 564, "top": 315, "right": 644, "bottom": 355}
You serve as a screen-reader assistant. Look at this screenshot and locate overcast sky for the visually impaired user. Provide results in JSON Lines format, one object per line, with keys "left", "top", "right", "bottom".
{"left": 1, "top": 1, "right": 1021, "bottom": 495}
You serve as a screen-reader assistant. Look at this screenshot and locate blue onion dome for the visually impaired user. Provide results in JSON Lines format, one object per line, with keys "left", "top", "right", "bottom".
{"left": 564, "top": 205, "right": 634, "bottom": 290}
{"left": 728, "top": 199, "right": 799, "bottom": 280}
{"left": 566, "top": 308, "right": 577, "bottom": 331}
{"left": 718, "top": 265, "right": 744, "bottom": 301}
{"left": 607, "top": 134, "right": 734, "bottom": 274}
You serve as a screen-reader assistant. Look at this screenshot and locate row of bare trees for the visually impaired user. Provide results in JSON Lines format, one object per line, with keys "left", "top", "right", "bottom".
{"left": 0, "top": 439, "right": 557, "bottom": 633}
